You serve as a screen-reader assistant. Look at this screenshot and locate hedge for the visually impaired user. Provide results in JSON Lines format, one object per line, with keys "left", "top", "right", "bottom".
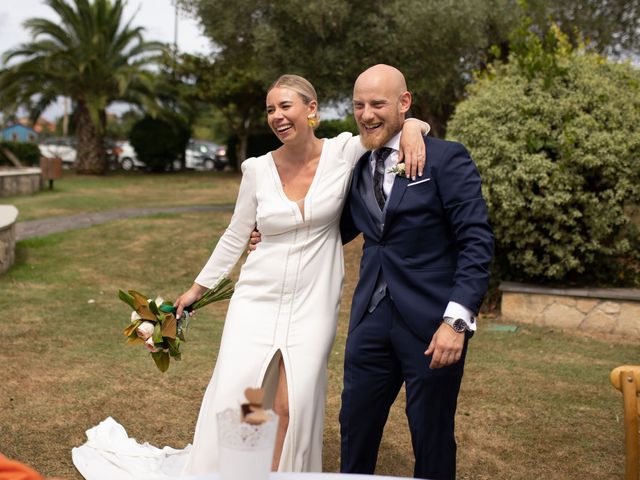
{"left": 447, "top": 27, "right": 640, "bottom": 286}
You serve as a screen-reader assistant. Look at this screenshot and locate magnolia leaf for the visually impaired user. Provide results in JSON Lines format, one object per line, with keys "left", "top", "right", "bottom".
{"left": 161, "top": 313, "right": 177, "bottom": 339}
{"left": 126, "top": 336, "right": 145, "bottom": 345}
{"left": 123, "top": 320, "right": 142, "bottom": 338}
{"left": 118, "top": 290, "right": 136, "bottom": 309}
{"left": 152, "top": 322, "right": 163, "bottom": 344}
{"left": 128, "top": 290, "right": 156, "bottom": 320}
{"left": 148, "top": 299, "right": 160, "bottom": 316}
{"left": 166, "top": 337, "right": 181, "bottom": 357}
{"left": 151, "top": 351, "right": 170, "bottom": 372}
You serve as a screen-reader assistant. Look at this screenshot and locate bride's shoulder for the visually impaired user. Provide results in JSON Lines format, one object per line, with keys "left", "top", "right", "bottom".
{"left": 325, "top": 131, "right": 355, "bottom": 146}
{"left": 240, "top": 153, "right": 271, "bottom": 174}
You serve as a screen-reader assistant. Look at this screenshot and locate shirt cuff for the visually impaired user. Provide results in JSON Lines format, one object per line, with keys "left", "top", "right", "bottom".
{"left": 443, "top": 301, "right": 477, "bottom": 332}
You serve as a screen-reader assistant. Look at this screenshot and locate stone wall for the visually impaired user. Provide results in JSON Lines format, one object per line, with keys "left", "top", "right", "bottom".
{"left": 0, "top": 168, "right": 42, "bottom": 197}
{"left": 0, "top": 205, "right": 18, "bottom": 275}
{"left": 500, "top": 282, "right": 640, "bottom": 338}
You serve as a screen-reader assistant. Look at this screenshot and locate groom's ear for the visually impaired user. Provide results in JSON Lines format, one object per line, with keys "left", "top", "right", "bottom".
{"left": 399, "top": 91, "right": 412, "bottom": 114}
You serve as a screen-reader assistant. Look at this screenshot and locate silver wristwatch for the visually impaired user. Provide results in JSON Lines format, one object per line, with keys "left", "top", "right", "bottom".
{"left": 443, "top": 316, "right": 467, "bottom": 333}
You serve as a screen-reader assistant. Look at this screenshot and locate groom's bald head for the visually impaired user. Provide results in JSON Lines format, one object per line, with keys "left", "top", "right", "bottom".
{"left": 352, "top": 64, "right": 412, "bottom": 150}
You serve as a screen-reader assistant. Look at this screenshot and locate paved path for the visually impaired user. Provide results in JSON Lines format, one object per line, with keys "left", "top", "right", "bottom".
{"left": 16, "top": 204, "right": 234, "bottom": 241}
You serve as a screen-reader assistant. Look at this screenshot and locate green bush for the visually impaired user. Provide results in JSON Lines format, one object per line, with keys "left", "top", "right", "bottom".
{"left": 129, "top": 116, "right": 190, "bottom": 173}
{"left": 0, "top": 141, "right": 41, "bottom": 166}
{"left": 447, "top": 27, "right": 640, "bottom": 286}
{"left": 315, "top": 117, "right": 358, "bottom": 139}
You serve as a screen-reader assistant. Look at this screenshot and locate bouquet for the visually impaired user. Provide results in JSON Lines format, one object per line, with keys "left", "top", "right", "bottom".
{"left": 119, "top": 278, "right": 233, "bottom": 372}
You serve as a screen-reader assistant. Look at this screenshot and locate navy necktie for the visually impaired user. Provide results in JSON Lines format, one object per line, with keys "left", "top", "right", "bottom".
{"left": 373, "top": 147, "right": 393, "bottom": 210}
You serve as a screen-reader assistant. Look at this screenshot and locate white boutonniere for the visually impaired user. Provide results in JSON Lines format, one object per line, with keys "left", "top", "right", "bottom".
{"left": 387, "top": 162, "right": 406, "bottom": 176}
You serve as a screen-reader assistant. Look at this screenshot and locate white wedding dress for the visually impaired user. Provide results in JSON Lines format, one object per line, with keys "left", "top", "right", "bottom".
{"left": 72, "top": 132, "right": 365, "bottom": 479}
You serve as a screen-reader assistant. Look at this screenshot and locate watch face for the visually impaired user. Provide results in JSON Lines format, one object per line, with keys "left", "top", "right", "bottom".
{"left": 452, "top": 318, "right": 466, "bottom": 333}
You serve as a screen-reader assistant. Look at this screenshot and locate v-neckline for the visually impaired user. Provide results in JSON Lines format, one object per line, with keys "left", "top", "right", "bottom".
{"left": 268, "top": 139, "right": 327, "bottom": 221}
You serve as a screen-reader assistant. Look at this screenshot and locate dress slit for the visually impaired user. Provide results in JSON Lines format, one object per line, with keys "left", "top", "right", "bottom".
{"left": 258, "top": 348, "right": 295, "bottom": 471}
{"left": 260, "top": 348, "right": 283, "bottom": 409}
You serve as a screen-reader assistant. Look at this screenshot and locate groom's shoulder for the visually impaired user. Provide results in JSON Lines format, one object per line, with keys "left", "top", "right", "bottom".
{"left": 425, "top": 137, "right": 474, "bottom": 169}
{"left": 425, "top": 136, "right": 469, "bottom": 157}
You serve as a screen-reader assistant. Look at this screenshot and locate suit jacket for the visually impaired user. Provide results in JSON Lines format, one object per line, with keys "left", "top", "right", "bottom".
{"left": 341, "top": 136, "right": 494, "bottom": 342}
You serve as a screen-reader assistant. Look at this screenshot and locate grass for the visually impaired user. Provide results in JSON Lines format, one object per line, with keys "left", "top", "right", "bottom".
{"left": 4, "top": 170, "right": 240, "bottom": 221}
{"left": 1, "top": 173, "right": 639, "bottom": 479}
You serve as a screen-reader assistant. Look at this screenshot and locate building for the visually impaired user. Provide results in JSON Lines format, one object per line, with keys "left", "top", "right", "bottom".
{"left": 1, "top": 124, "right": 38, "bottom": 143}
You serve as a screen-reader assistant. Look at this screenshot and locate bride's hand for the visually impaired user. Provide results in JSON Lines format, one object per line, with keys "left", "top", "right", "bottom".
{"left": 398, "top": 119, "right": 430, "bottom": 180}
{"left": 174, "top": 283, "right": 207, "bottom": 319}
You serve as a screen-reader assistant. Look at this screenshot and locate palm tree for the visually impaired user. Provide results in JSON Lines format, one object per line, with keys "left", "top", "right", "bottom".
{"left": 0, "top": 0, "right": 167, "bottom": 174}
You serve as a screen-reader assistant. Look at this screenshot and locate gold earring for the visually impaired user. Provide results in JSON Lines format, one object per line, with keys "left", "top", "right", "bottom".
{"left": 307, "top": 114, "right": 317, "bottom": 127}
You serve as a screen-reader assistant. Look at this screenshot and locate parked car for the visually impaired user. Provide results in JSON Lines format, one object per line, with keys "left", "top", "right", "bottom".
{"left": 184, "top": 140, "right": 228, "bottom": 171}
{"left": 115, "top": 141, "right": 145, "bottom": 171}
{"left": 38, "top": 137, "right": 76, "bottom": 166}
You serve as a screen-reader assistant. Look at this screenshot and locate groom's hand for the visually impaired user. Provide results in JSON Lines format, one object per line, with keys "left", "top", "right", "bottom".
{"left": 424, "top": 323, "right": 465, "bottom": 369}
{"left": 248, "top": 229, "right": 261, "bottom": 252}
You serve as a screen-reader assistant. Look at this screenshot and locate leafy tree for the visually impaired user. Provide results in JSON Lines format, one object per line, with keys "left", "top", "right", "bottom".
{"left": 0, "top": 0, "right": 166, "bottom": 174}
{"left": 447, "top": 25, "right": 640, "bottom": 286}
{"left": 180, "top": 0, "right": 640, "bottom": 139}
{"left": 525, "top": 0, "right": 640, "bottom": 56}
{"left": 129, "top": 115, "right": 190, "bottom": 173}
{"left": 175, "top": 53, "right": 266, "bottom": 170}
{"left": 105, "top": 109, "right": 144, "bottom": 141}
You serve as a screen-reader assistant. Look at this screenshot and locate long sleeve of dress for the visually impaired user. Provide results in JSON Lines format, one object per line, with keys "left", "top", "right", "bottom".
{"left": 194, "top": 158, "right": 258, "bottom": 288}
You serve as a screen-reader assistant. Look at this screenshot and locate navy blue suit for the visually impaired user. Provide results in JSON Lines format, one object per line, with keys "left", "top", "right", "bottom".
{"left": 339, "top": 137, "right": 494, "bottom": 479}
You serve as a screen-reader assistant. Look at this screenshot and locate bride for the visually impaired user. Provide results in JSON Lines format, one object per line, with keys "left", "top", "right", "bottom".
{"left": 72, "top": 74, "right": 428, "bottom": 478}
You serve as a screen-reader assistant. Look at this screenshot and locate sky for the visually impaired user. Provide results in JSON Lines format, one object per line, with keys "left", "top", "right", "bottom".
{"left": 0, "top": 0, "right": 212, "bottom": 121}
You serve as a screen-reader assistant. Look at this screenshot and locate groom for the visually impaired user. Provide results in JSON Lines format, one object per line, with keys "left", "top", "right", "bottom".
{"left": 339, "top": 64, "right": 494, "bottom": 480}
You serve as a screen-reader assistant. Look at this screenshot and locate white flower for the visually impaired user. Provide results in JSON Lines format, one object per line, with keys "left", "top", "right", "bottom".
{"left": 136, "top": 321, "right": 155, "bottom": 341}
{"left": 145, "top": 337, "right": 162, "bottom": 353}
{"left": 387, "top": 163, "right": 406, "bottom": 176}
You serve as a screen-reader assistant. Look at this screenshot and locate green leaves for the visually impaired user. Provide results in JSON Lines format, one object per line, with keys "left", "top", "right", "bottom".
{"left": 448, "top": 35, "right": 640, "bottom": 286}
{"left": 151, "top": 351, "right": 170, "bottom": 373}
{"left": 118, "top": 289, "right": 135, "bottom": 310}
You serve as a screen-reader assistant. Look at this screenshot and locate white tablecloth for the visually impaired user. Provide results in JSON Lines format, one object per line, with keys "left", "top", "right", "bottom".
{"left": 184, "top": 473, "right": 408, "bottom": 479}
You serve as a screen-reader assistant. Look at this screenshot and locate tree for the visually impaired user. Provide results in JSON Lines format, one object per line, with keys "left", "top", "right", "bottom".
{"left": 447, "top": 25, "right": 640, "bottom": 286}
{"left": 180, "top": 0, "right": 640, "bottom": 139}
{"left": 525, "top": 0, "right": 640, "bottom": 56}
{"left": 0, "top": 0, "right": 166, "bottom": 174}
{"left": 175, "top": 53, "right": 267, "bottom": 170}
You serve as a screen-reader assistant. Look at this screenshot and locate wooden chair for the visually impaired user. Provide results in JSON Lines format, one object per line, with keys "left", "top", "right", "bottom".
{"left": 611, "top": 366, "right": 640, "bottom": 480}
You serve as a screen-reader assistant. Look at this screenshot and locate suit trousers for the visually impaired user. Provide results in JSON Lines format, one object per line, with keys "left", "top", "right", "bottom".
{"left": 339, "top": 295, "right": 467, "bottom": 480}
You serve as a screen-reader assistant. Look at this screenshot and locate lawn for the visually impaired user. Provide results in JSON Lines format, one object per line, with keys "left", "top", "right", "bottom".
{"left": 4, "top": 170, "right": 240, "bottom": 221}
{"left": 0, "top": 172, "right": 638, "bottom": 479}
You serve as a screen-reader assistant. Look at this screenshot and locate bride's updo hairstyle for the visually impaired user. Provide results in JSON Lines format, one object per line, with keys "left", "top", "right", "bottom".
{"left": 268, "top": 74, "right": 321, "bottom": 128}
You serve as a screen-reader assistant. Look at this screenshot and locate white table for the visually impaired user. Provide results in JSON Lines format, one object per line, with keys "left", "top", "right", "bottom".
{"left": 184, "top": 473, "right": 408, "bottom": 479}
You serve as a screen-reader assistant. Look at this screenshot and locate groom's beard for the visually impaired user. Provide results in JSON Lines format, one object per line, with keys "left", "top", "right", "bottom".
{"left": 357, "top": 115, "right": 403, "bottom": 150}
